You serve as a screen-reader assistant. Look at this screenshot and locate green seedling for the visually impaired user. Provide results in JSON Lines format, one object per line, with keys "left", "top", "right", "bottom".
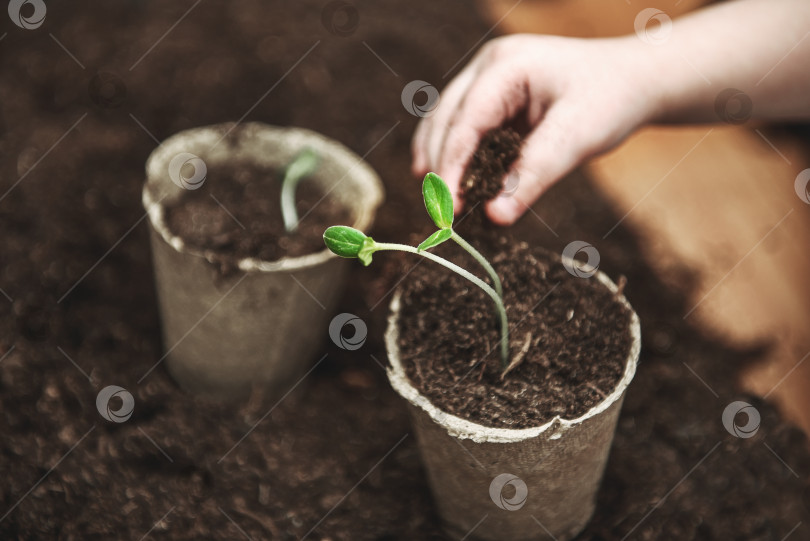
{"left": 323, "top": 173, "right": 510, "bottom": 369}
{"left": 418, "top": 172, "right": 503, "bottom": 297}
{"left": 280, "top": 148, "right": 320, "bottom": 232}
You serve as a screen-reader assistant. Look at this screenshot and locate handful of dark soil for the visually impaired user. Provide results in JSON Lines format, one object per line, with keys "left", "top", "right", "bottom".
{"left": 460, "top": 128, "right": 522, "bottom": 219}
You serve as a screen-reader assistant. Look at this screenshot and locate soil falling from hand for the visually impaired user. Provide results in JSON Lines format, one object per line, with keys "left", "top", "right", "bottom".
{"left": 460, "top": 127, "right": 522, "bottom": 225}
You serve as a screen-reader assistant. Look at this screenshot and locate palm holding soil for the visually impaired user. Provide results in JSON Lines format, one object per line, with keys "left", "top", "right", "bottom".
{"left": 412, "top": 34, "right": 646, "bottom": 225}
{"left": 412, "top": 0, "right": 810, "bottom": 224}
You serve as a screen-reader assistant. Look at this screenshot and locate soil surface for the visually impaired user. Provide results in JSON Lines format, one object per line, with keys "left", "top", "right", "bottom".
{"left": 164, "top": 161, "right": 350, "bottom": 275}
{"left": 399, "top": 242, "right": 632, "bottom": 428}
{"left": 1, "top": 1, "right": 809, "bottom": 540}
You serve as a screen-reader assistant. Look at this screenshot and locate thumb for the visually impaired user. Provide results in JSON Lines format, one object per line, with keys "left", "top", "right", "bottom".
{"left": 486, "top": 106, "right": 588, "bottom": 225}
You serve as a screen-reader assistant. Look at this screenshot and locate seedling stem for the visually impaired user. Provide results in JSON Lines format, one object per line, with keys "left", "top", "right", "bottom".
{"left": 449, "top": 231, "right": 502, "bottom": 298}
{"left": 280, "top": 148, "right": 319, "bottom": 232}
{"left": 374, "top": 242, "right": 509, "bottom": 364}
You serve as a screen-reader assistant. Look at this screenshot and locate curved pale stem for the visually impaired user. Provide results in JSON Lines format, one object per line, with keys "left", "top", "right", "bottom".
{"left": 375, "top": 242, "right": 509, "bottom": 368}
{"left": 450, "top": 230, "right": 502, "bottom": 298}
{"left": 281, "top": 150, "right": 318, "bottom": 232}
{"left": 280, "top": 171, "right": 303, "bottom": 232}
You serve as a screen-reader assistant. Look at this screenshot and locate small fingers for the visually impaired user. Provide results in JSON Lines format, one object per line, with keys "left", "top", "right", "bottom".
{"left": 411, "top": 60, "right": 481, "bottom": 180}
{"left": 435, "top": 63, "right": 530, "bottom": 211}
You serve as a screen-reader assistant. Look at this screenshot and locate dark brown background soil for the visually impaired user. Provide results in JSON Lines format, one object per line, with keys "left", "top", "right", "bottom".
{"left": 165, "top": 162, "right": 350, "bottom": 275}
{"left": 1, "top": 1, "right": 808, "bottom": 540}
{"left": 399, "top": 242, "right": 632, "bottom": 428}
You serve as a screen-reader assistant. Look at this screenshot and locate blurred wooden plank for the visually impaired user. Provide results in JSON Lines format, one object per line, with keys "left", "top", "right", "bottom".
{"left": 589, "top": 126, "right": 810, "bottom": 434}
{"left": 481, "top": 0, "right": 708, "bottom": 38}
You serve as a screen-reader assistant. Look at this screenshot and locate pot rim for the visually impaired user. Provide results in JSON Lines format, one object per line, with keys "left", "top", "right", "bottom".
{"left": 142, "top": 122, "right": 384, "bottom": 273}
{"left": 385, "top": 257, "right": 641, "bottom": 444}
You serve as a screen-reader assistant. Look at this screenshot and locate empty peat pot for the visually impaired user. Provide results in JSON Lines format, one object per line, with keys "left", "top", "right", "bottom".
{"left": 385, "top": 264, "right": 641, "bottom": 541}
{"left": 143, "top": 122, "right": 383, "bottom": 400}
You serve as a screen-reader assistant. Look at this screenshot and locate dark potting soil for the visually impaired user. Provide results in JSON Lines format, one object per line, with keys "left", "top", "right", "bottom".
{"left": 1, "top": 0, "right": 809, "bottom": 539}
{"left": 398, "top": 242, "right": 632, "bottom": 428}
{"left": 461, "top": 127, "right": 522, "bottom": 215}
{"left": 164, "top": 162, "right": 350, "bottom": 275}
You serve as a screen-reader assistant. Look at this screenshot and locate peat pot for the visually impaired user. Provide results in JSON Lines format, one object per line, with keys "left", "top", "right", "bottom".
{"left": 143, "top": 122, "right": 384, "bottom": 400}
{"left": 385, "top": 265, "right": 641, "bottom": 541}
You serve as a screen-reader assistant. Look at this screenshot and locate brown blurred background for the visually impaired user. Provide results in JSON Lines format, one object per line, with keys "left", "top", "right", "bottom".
{"left": 484, "top": 0, "right": 810, "bottom": 437}
{"left": 1, "top": 0, "right": 808, "bottom": 537}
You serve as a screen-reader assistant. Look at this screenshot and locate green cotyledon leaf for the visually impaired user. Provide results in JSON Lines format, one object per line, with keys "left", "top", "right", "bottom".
{"left": 323, "top": 226, "right": 368, "bottom": 258}
{"left": 422, "top": 172, "right": 454, "bottom": 229}
{"left": 417, "top": 228, "right": 452, "bottom": 251}
{"left": 356, "top": 237, "right": 377, "bottom": 266}
{"left": 323, "top": 226, "right": 378, "bottom": 266}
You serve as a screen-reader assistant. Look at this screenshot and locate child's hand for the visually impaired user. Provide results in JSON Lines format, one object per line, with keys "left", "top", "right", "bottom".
{"left": 412, "top": 0, "right": 810, "bottom": 226}
{"left": 411, "top": 34, "right": 652, "bottom": 225}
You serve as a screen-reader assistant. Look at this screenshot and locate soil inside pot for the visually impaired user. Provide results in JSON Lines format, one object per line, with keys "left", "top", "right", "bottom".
{"left": 398, "top": 242, "right": 633, "bottom": 429}
{"left": 164, "top": 160, "right": 351, "bottom": 275}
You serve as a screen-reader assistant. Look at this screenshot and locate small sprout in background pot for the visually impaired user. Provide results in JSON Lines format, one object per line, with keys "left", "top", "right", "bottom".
{"left": 280, "top": 148, "right": 320, "bottom": 232}
{"left": 324, "top": 173, "right": 511, "bottom": 370}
